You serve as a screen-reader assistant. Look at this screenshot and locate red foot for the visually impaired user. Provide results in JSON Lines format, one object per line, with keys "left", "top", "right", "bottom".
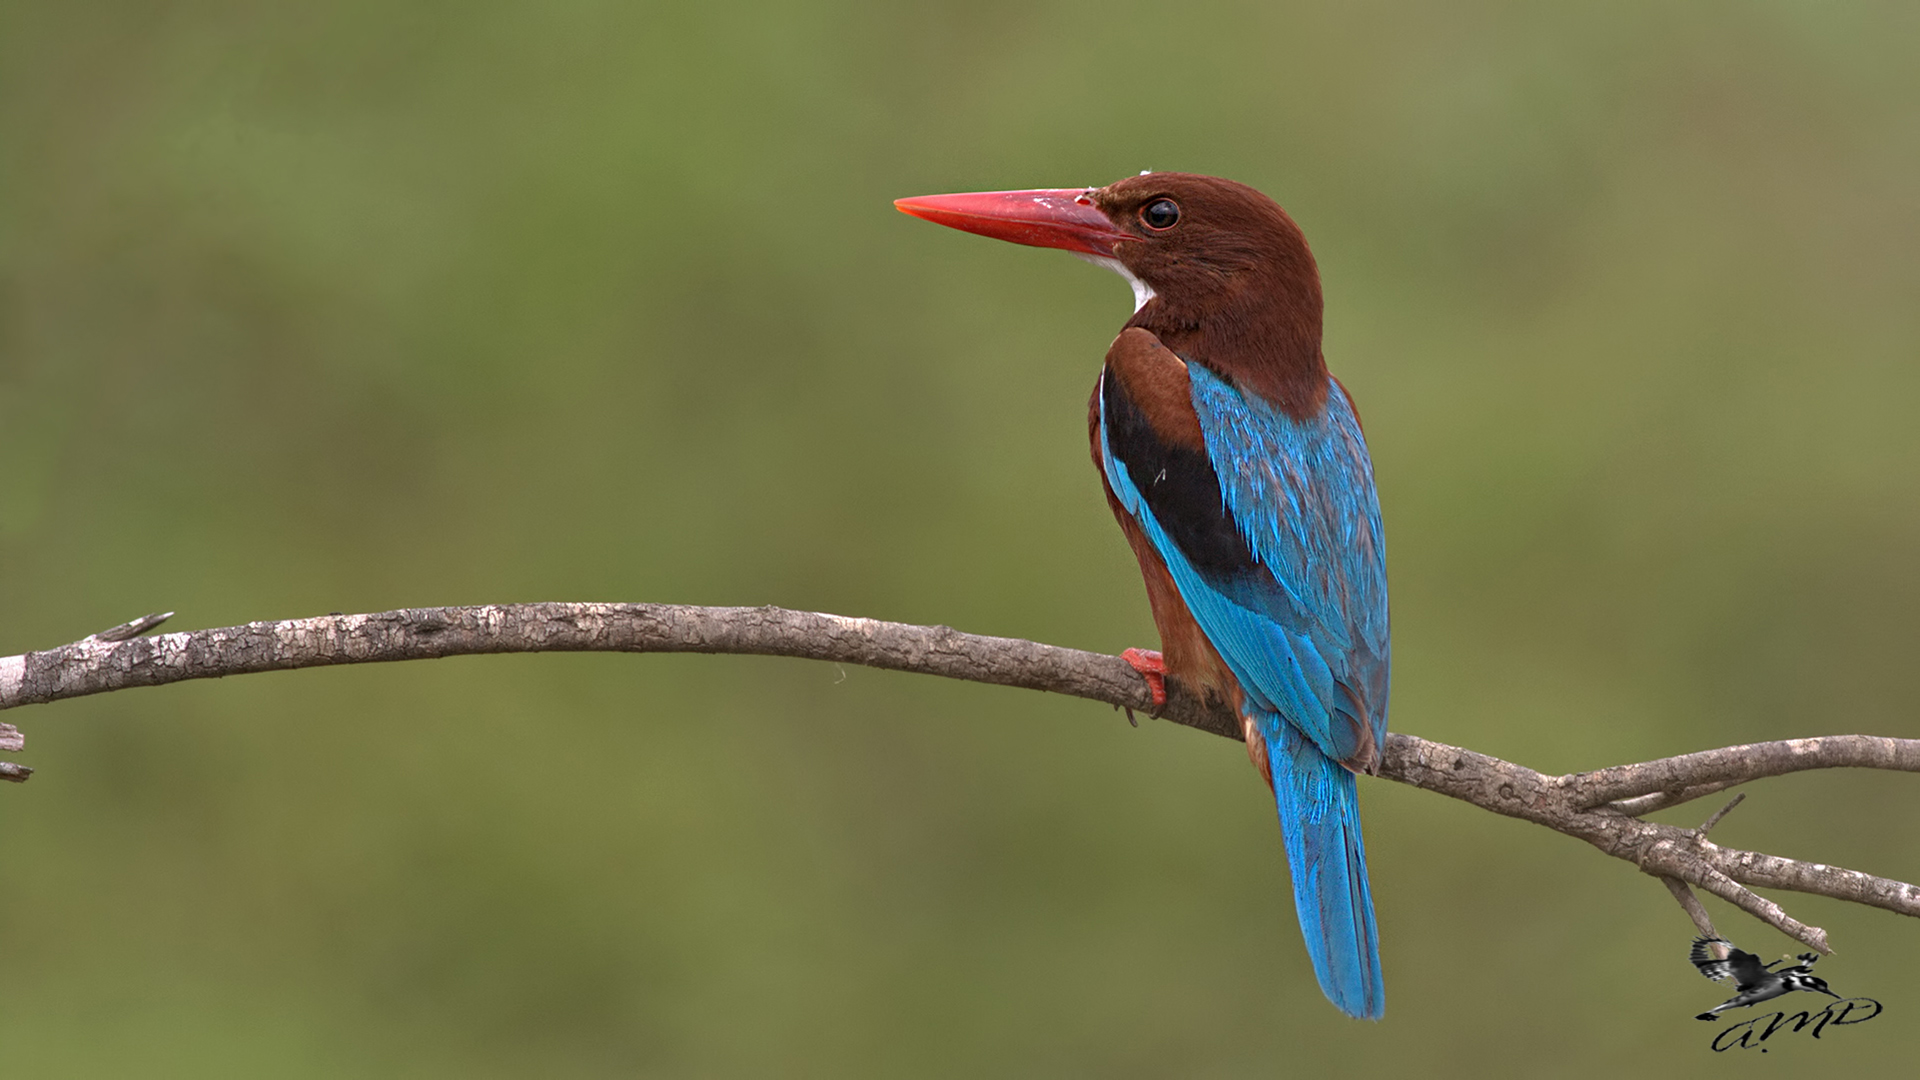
{"left": 1121, "top": 648, "right": 1167, "bottom": 709}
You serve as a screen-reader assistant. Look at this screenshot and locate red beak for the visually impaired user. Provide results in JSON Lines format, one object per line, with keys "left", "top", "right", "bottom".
{"left": 894, "top": 189, "right": 1131, "bottom": 258}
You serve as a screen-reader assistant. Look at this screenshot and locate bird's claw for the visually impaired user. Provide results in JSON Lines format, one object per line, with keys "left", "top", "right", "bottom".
{"left": 1120, "top": 648, "right": 1167, "bottom": 709}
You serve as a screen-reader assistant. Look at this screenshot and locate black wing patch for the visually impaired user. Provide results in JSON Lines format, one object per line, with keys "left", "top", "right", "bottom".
{"left": 1101, "top": 367, "right": 1260, "bottom": 582}
{"left": 1690, "top": 937, "right": 1769, "bottom": 988}
{"left": 1690, "top": 937, "right": 1736, "bottom": 982}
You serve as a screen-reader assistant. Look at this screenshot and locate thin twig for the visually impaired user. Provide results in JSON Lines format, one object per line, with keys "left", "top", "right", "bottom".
{"left": 0, "top": 720, "right": 23, "bottom": 781}
{"left": 1568, "top": 738, "right": 1920, "bottom": 809}
{"left": 1662, "top": 877, "right": 1719, "bottom": 940}
{"left": 1, "top": 602, "right": 1912, "bottom": 951}
{"left": 1696, "top": 793, "right": 1747, "bottom": 838}
{"left": 87, "top": 611, "right": 174, "bottom": 644}
{"left": 1608, "top": 779, "right": 1743, "bottom": 816}
{"left": 1685, "top": 862, "right": 1830, "bottom": 954}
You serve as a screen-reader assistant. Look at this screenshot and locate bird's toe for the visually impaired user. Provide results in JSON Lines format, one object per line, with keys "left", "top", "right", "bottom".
{"left": 1121, "top": 648, "right": 1168, "bottom": 709}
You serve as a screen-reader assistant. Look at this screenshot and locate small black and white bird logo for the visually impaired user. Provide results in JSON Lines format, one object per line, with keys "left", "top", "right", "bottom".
{"left": 1690, "top": 936, "right": 1839, "bottom": 1021}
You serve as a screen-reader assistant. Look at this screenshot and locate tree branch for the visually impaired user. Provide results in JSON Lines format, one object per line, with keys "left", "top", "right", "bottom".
{"left": 3, "top": 602, "right": 1914, "bottom": 951}
{"left": 1661, "top": 877, "right": 1719, "bottom": 940}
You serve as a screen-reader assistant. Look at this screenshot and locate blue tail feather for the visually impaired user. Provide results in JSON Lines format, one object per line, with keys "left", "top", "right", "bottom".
{"left": 1265, "top": 714, "right": 1383, "bottom": 1019}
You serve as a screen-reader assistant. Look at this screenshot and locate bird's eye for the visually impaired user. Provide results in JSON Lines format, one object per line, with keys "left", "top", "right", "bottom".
{"left": 1140, "top": 199, "right": 1180, "bottom": 230}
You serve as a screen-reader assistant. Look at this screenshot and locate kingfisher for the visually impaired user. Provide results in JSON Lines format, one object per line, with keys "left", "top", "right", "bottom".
{"left": 896, "top": 174, "right": 1389, "bottom": 1018}
{"left": 1690, "top": 937, "right": 1838, "bottom": 1020}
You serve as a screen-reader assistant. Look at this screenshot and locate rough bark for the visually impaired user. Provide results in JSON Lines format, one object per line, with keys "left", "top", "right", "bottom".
{"left": 4, "top": 602, "right": 1914, "bottom": 952}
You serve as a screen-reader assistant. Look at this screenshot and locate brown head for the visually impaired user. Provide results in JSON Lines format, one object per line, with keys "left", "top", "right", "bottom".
{"left": 896, "top": 172, "right": 1327, "bottom": 417}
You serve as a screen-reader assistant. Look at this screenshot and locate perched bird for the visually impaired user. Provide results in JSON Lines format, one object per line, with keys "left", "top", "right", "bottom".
{"left": 1690, "top": 937, "right": 1837, "bottom": 1020}
{"left": 896, "top": 174, "right": 1389, "bottom": 1018}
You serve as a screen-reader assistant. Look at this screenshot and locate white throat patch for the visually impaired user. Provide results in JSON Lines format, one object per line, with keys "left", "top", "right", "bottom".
{"left": 1075, "top": 254, "right": 1157, "bottom": 313}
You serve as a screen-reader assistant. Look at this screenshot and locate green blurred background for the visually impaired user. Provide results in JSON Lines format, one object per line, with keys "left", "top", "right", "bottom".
{"left": 3, "top": 1, "right": 1917, "bottom": 1075}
